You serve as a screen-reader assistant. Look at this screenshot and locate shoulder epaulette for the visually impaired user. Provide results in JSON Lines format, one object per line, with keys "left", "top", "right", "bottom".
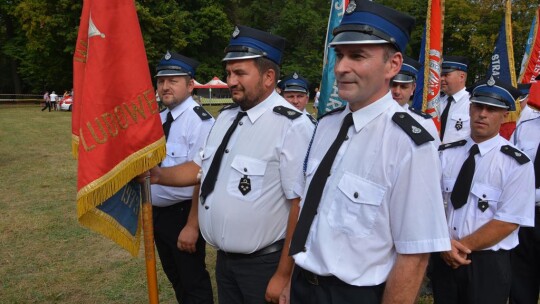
{"left": 306, "top": 113, "right": 317, "bottom": 125}
{"left": 273, "top": 106, "right": 302, "bottom": 119}
{"left": 438, "top": 140, "right": 467, "bottom": 151}
{"left": 219, "top": 103, "right": 239, "bottom": 112}
{"left": 500, "top": 145, "right": 530, "bottom": 165}
{"left": 392, "top": 112, "right": 434, "bottom": 146}
{"left": 318, "top": 106, "right": 346, "bottom": 121}
{"left": 193, "top": 106, "right": 213, "bottom": 120}
{"left": 408, "top": 106, "right": 432, "bottom": 119}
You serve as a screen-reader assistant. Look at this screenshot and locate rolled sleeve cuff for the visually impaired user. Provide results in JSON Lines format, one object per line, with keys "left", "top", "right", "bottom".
{"left": 395, "top": 238, "right": 451, "bottom": 254}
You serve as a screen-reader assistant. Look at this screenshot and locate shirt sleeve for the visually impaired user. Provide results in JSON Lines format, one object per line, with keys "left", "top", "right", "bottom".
{"left": 389, "top": 140, "right": 451, "bottom": 254}
{"left": 279, "top": 117, "right": 315, "bottom": 199}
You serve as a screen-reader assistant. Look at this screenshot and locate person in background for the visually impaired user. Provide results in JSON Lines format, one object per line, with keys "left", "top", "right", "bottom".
{"left": 509, "top": 81, "right": 540, "bottom": 304}
{"left": 438, "top": 56, "right": 471, "bottom": 144}
{"left": 41, "top": 91, "right": 50, "bottom": 112}
{"left": 152, "top": 51, "right": 214, "bottom": 303}
{"left": 313, "top": 87, "right": 320, "bottom": 115}
{"left": 143, "top": 25, "right": 315, "bottom": 303}
{"left": 287, "top": 1, "right": 450, "bottom": 303}
{"left": 278, "top": 72, "right": 317, "bottom": 125}
{"left": 49, "top": 91, "right": 58, "bottom": 111}
{"left": 391, "top": 55, "right": 440, "bottom": 144}
{"left": 432, "top": 76, "right": 535, "bottom": 304}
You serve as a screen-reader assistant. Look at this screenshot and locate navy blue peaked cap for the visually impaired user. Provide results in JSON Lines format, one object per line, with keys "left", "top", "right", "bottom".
{"left": 442, "top": 55, "right": 469, "bottom": 73}
{"left": 329, "top": 0, "right": 415, "bottom": 53}
{"left": 156, "top": 51, "right": 199, "bottom": 77}
{"left": 223, "top": 25, "right": 286, "bottom": 65}
{"left": 393, "top": 55, "right": 421, "bottom": 83}
{"left": 278, "top": 72, "right": 310, "bottom": 94}
{"left": 470, "top": 76, "right": 521, "bottom": 111}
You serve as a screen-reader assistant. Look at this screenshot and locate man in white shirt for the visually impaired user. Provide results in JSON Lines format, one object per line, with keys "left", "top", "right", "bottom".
{"left": 438, "top": 56, "right": 471, "bottom": 143}
{"left": 151, "top": 51, "right": 214, "bottom": 303}
{"left": 433, "top": 76, "right": 535, "bottom": 304}
{"left": 287, "top": 1, "right": 450, "bottom": 303}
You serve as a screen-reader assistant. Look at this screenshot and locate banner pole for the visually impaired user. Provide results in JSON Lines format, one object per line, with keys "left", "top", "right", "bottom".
{"left": 142, "top": 177, "right": 159, "bottom": 304}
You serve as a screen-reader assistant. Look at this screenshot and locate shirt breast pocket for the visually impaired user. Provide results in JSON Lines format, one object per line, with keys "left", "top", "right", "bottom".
{"left": 227, "top": 155, "right": 267, "bottom": 201}
{"left": 450, "top": 114, "right": 470, "bottom": 131}
{"left": 442, "top": 178, "right": 456, "bottom": 206}
{"left": 470, "top": 183, "right": 501, "bottom": 219}
{"left": 162, "top": 143, "right": 188, "bottom": 167}
{"left": 328, "top": 172, "right": 386, "bottom": 238}
{"left": 517, "top": 141, "right": 537, "bottom": 160}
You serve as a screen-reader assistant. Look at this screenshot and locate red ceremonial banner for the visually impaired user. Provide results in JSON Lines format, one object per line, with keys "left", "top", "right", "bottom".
{"left": 73, "top": 0, "right": 165, "bottom": 255}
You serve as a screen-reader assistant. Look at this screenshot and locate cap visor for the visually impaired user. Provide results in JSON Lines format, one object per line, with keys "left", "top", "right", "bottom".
{"left": 222, "top": 52, "right": 263, "bottom": 62}
{"left": 155, "top": 70, "right": 190, "bottom": 77}
{"left": 329, "top": 32, "right": 388, "bottom": 46}
{"left": 470, "top": 96, "right": 509, "bottom": 109}
{"left": 392, "top": 74, "right": 415, "bottom": 83}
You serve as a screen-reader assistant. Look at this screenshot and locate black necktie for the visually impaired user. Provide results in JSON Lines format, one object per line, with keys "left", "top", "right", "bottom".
{"left": 451, "top": 144, "right": 480, "bottom": 209}
{"left": 535, "top": 142, "right": 540, "bottom": 188}
{"left": 440, "top": 96, "right": 453, "bottom": 141}
{"left": 290, "top": 113, "right": 354, "bottom": 255}
{"left": 162, "top": 112, "right": 174, "bottom": 141}
{"left": 200, "top": 111, "right": 247, "bottom": 202}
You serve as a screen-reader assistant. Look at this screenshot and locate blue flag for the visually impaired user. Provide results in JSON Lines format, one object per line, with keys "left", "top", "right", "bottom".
{"left": 317, "top": 0, "right": 348, "bottom": 116}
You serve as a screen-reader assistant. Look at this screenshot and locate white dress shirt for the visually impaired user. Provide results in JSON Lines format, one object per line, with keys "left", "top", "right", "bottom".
{"left": 195, "top": 91, "right": 315, "bottom": 253}
{"left": 151, "top": 96, "right": 214, "bottom": 207}
{"left": 293, "top": 92, "right": 450, "bottom": 286}
{"left": 439, "top": 87, "right": 471, "bottom": 143}
{"left": 511, "top": 108, "right": 540, "bottom": 204}
{"left": 440, "top": 135, "right": 535, "bottom": 250}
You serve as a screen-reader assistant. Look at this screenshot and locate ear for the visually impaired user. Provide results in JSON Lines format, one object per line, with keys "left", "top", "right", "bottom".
{"left": 387, "top": 52, "right": 403, "bottom": 81}
{"left": 502, "top": 111, "right": 509, "bottom": 120}
{"left": 187, "top": 77, "right": 195, "bottom": 93}
{"left": 263, "top": 68, "right": 276, "bottom": 89}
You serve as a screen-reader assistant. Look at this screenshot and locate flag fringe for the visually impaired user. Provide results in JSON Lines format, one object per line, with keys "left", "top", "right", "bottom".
{"left": 78, "top": 207, "right": 142, "bottom": 256}
{"left": 76, "top": 138, "right": 166, "bottom": 215}
{"left": 72, "top": 135, "right": 79, "bottom": 159}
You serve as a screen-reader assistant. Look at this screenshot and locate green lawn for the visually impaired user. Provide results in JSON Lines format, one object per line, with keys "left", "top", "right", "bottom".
{"left": 0, "top": 104, "right": 437, "bottom": 304}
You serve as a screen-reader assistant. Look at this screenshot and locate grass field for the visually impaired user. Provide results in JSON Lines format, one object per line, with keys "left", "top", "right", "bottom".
{"left": 0, "top": 104, "right": 438, "bottom": 304}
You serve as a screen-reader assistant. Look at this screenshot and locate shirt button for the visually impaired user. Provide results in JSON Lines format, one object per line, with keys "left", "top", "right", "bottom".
{"left": 244, "top": 168, "right": 247, "bottom": 172}
{"left": 345, "top": 136, "right": 349, "bottom": 141}
{"left": 303, "top": 247, "right": 307, "bottom": 252}
{"left": 205, "top": 206, "right": 209, "bottom": 210}
{"left": 225, "top": 149, "right": 229, "bottom": 153}
{"left": 239, "top": 121, "right": 243, "bottom": 126}
{"left": 482, "top": 194, "right": 486, "bottom": 198}
{"left": 453, "top": 227, "right": 456, "bottom": 230}
{"left": 172, "top": 152, "right": 175, "bottom": 156}
{"left": 353, "top": 192, "right": 359, "bottom": 198}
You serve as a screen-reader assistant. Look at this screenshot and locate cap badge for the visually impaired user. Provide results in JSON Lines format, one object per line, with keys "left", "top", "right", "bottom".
{"left": 293, "top": 72, "right": 299, "bottom": 79}
{"left": 411, "top": 126, "right": 422, "bottom": 134}
{"left": 345, "top": 0, "right": 356, "bottom": 14}
{"left": 487, "top": 75, "right": 496, "bottom": 86}
{"left": 164, "top": 51, "right": 172, "bottom": 60}
{"left": 232, "top": 26, "right": 240, "bottom": 38}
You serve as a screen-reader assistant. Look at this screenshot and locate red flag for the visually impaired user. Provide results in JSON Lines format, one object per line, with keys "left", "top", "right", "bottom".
{"left": 413, "top": 0, "right": 443, "bottom": 131}
{"left": 73, "top": 0, "right": 165, "bottom": 255}
{"left": 519, "top": 6, "right": 540, "bottom": 84}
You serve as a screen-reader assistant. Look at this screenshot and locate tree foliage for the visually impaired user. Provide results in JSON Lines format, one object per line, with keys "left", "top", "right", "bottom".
{"left": 0, "top": 0, "right": 537, "bottom": 93}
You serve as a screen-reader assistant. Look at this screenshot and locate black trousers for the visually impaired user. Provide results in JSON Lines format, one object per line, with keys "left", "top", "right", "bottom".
{"left": 216, "top": 249, "right": 281, "bottom": 304}
{"left": 41, "top": 101, "right": 51, "bottom": 111}
{"left": 290, "top": 266, "right": 385, "bottom": 304}
{"left": 153, "top": 201, "right": 213, "bottom": 304}
{"left": 431, "top": 250, "right": 511, "bottom": 304}
{"left": 510, "top": 208, "right": 540, "bottom": 304}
